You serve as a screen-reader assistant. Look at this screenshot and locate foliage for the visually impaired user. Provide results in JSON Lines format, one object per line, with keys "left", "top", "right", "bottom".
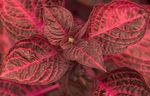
{"left": 0, "top": 0, "right": 150, "bottom": 96}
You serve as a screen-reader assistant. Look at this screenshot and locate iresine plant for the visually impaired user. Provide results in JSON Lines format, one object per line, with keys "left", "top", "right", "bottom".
{"left": 0, "top": 0, "right": 150, "bottom": 96}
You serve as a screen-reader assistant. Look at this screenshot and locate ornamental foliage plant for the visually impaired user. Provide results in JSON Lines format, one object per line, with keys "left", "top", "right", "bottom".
{"left": 0, "top": 0, "right": 150, "bottom": 96}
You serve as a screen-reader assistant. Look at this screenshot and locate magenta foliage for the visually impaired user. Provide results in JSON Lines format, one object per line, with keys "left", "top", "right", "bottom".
{"left": 0, "top": 0, "right": 44, "bottom": 41}
{"left": 63, "top": 39, "right": 106, "bottom": 71}
{"left": 0, "top": 0, "right": 66, "bottom": 43}
{"left": 0, "top": 1, "right": 149, "bottom": 96}
{"left": 0, "top": 35, "right": 69, "bottom": 85}
{"left": 0, "top": 79, "right": 59, "bottom": 96}
{"left": 44, "top": 0, "right": 65, "bottom": 7}
{"left": 86, "top": 0, "right": 149, "bottom": 55}
{"left": 43, "top": 5, "right": 74, "bottom": 46}
{"left": 110, "top": 28, "right": 150, "bottom": 87}
{"left": 92, "top": 67, "right": 150, "bottom": 96}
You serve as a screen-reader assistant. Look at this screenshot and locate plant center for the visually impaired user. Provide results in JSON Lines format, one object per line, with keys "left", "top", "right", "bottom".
{"left": 68, "top": 37, "right": 75, "bottom": 43}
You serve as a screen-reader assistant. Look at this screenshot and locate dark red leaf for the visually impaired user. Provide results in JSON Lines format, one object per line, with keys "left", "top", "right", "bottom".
{"left": 111, "top": 28, "right": 150, "bottom": 87}
{"left": 86, "top": 0, "right": 149, "bottom": 54}
{"left": 63, "top": 39, "right": 106, "bottom": 71}
{"left": 44, "top": 0, "right": 65, "bottom": 7}
{"left": 92, "top": 67, "right": 150, "bottom": 96}
{"left": 0, "top": 35, "right": 69, "bottom": 85}
{"left": 0, "top": 0, "right": 44, "bottom": 41}
{"left": 0, "top": 79, "right": 60, "bottom": 96}
{"left": 43, "top": 6, "right": 74, "bottom": 46}
{"left": 69, "top": 21, "right": 87, "bottom": 40}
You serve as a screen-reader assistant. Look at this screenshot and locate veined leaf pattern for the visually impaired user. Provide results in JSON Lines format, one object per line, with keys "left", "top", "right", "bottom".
{"left": 111, "top": 29, "right": 150, "bottom": 87}
{"left": 87, "top": 0, "right": 149, "bottom": 54}
{"left": 0, "top": 0, "right": 44, "bottom": 41}
{"left": 0, "top": 35, "right": 69, "bottom": 85}
{"left": 44, "top": 0, "right": 65, "bottom": 7}
{"left": 92, "top": 67, "right": 150, "bottom": 96}
{"left": 0, "top": 79, "right": 60, "bottom": 96}
{"left": 63, "top": 39, "right": 106, "bottom": 71}
{"left": 43, "top": 6, "right": 74, "bottom": 46}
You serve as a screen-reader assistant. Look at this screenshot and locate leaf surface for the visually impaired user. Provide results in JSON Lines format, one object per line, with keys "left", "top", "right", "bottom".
{"left": 44, "top": 0, "right": 65, "bottom": 7}
{"left": 0, "top": 35, "right": 69, "bottom": 85}
{"left": 87, "top": 0, "right": 149, "bottom": 54}
{"left": 43, "top": 6, "right": 74, "bottom": 45}
{"left": 92, "top": 67, "right": 150, "bottom": 96}
{"left": 0, "top": 79, "right": 60, "bottom": 96}
{"left": 0, "top": 0, "right": 44, "bottom": 41}
{"left": 111, "top": 28, "right": 150, "bottom": 87}
{"left": 63, "top": 39, "right": 106, "bottom": 71}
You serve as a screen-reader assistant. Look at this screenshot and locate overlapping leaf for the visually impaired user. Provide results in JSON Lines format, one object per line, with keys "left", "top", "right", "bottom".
{"left": 43, "top": 6, "right": 74, "bottom": 46}
{"left": 63, "top": 39, "right": 106, "bottom": 71}
{"left": 0, "top": 79, "right": 60, "bottom": 96}
{"left": 92, "top": 67, "right": 150, "bottom": 96}
{"left": 0, "top": 80, "right": 32, "bottom": 96}
{"left": 0, "top": 20, "right": 13, "bottom": 57}
{"left": 86, "top": 0, "right": 149, "bottom": 55}
{"left": 0, "top": 35, "right": 69, "bottom": 85}
{"left": 0, "top": 0, "right": 45, "bottom": 42}
{"left": 111, "top": 28, "right": 150, "bottom": 86}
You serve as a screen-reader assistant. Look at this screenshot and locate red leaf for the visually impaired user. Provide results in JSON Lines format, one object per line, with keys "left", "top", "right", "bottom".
{"left": 44, "top": 0, "right": 65, "bottom": 7}
{"left": 0, "top": 35, "right": 69, "bottom": 85}
{"left": 69, "top": 22, "right": 87, "bottom": 40}
{"left": 111, "top": 28, "right": 150, "bottom": 87}
{"left": 86, "top": 0, "right": 149, "bottom": 54}
{"left": 0, "top": 79, "right": 60, "bottom": 96}
{"left": 0, "top": 0, "right": 44, "bottom": 41}
{"left": 87, "top": 0, "right": 149, "bottom": 37}
{"left": 43, "top": 6, "right": 74, "bottom": 46}
{"left": 63, "top": 39, "right": 106, "bottom": 71}
{"left": 143, "top": 5, "right": 150, "bottom": 13}
{"left": 92, "top": 67, "right": 150, "bottom": 96}
{"left": 0, "top": 80, "right": 33, "bottom": 96}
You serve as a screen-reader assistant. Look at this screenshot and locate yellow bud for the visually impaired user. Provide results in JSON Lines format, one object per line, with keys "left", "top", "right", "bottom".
{"left": 68, "top": 37, "right": 75, "bottom": 43}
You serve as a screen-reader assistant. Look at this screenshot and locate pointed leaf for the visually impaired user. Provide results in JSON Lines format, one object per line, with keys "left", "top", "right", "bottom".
{"left": 86, "top": 1, "right": 149, "bottom": 54}
{"left": 0, "top": 0, "right": 44, "bottom": 41}
{"left": 43, "top": 6, "right": 74, "bottom": 46}
{"left": 63, "top": 39, "right": 106, "bottom": 71}
{"left": 92, "top": 67, "right": 150, "bottom": 96}
{"left": 87, "top": 0, "right": 149, "bottom": 37}
{"left": 0, "top": 35, "right": 69, "bottom": 85}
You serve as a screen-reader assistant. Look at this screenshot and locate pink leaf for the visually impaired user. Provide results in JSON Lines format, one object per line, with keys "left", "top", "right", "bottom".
{"left": 0, "top": 35, "right": 69, "bottom": 85}
{"left": 44, "top": 0, "right": 66, "bottom": 7}
{"left": 87, "top": 0, "right": 149, "bottom": 37}
{"left": 0, "top": 0, "right": 44, "bottom": 41}
{"left": 0, "top": 79, "right": 59, "bottom": 96}
{"left": 63, "top": 39, "right": 106, "bottom": 71}
{"left": 111, "top": 28, "right": 150, "bottom": 87}
{"left": 43, "top": 6, "right": 74, "bottom": 46}
{"left": 86, "top": 0, "right": 149, "bottom": 54}
{"left": 92, "top": 67, "right": 150, "bottom": 96}
{"left": 69, "top": 22, "right": 86, "bottom": 40}
{"left": 143, "top": 5, "right": 150, "bottom": 13}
